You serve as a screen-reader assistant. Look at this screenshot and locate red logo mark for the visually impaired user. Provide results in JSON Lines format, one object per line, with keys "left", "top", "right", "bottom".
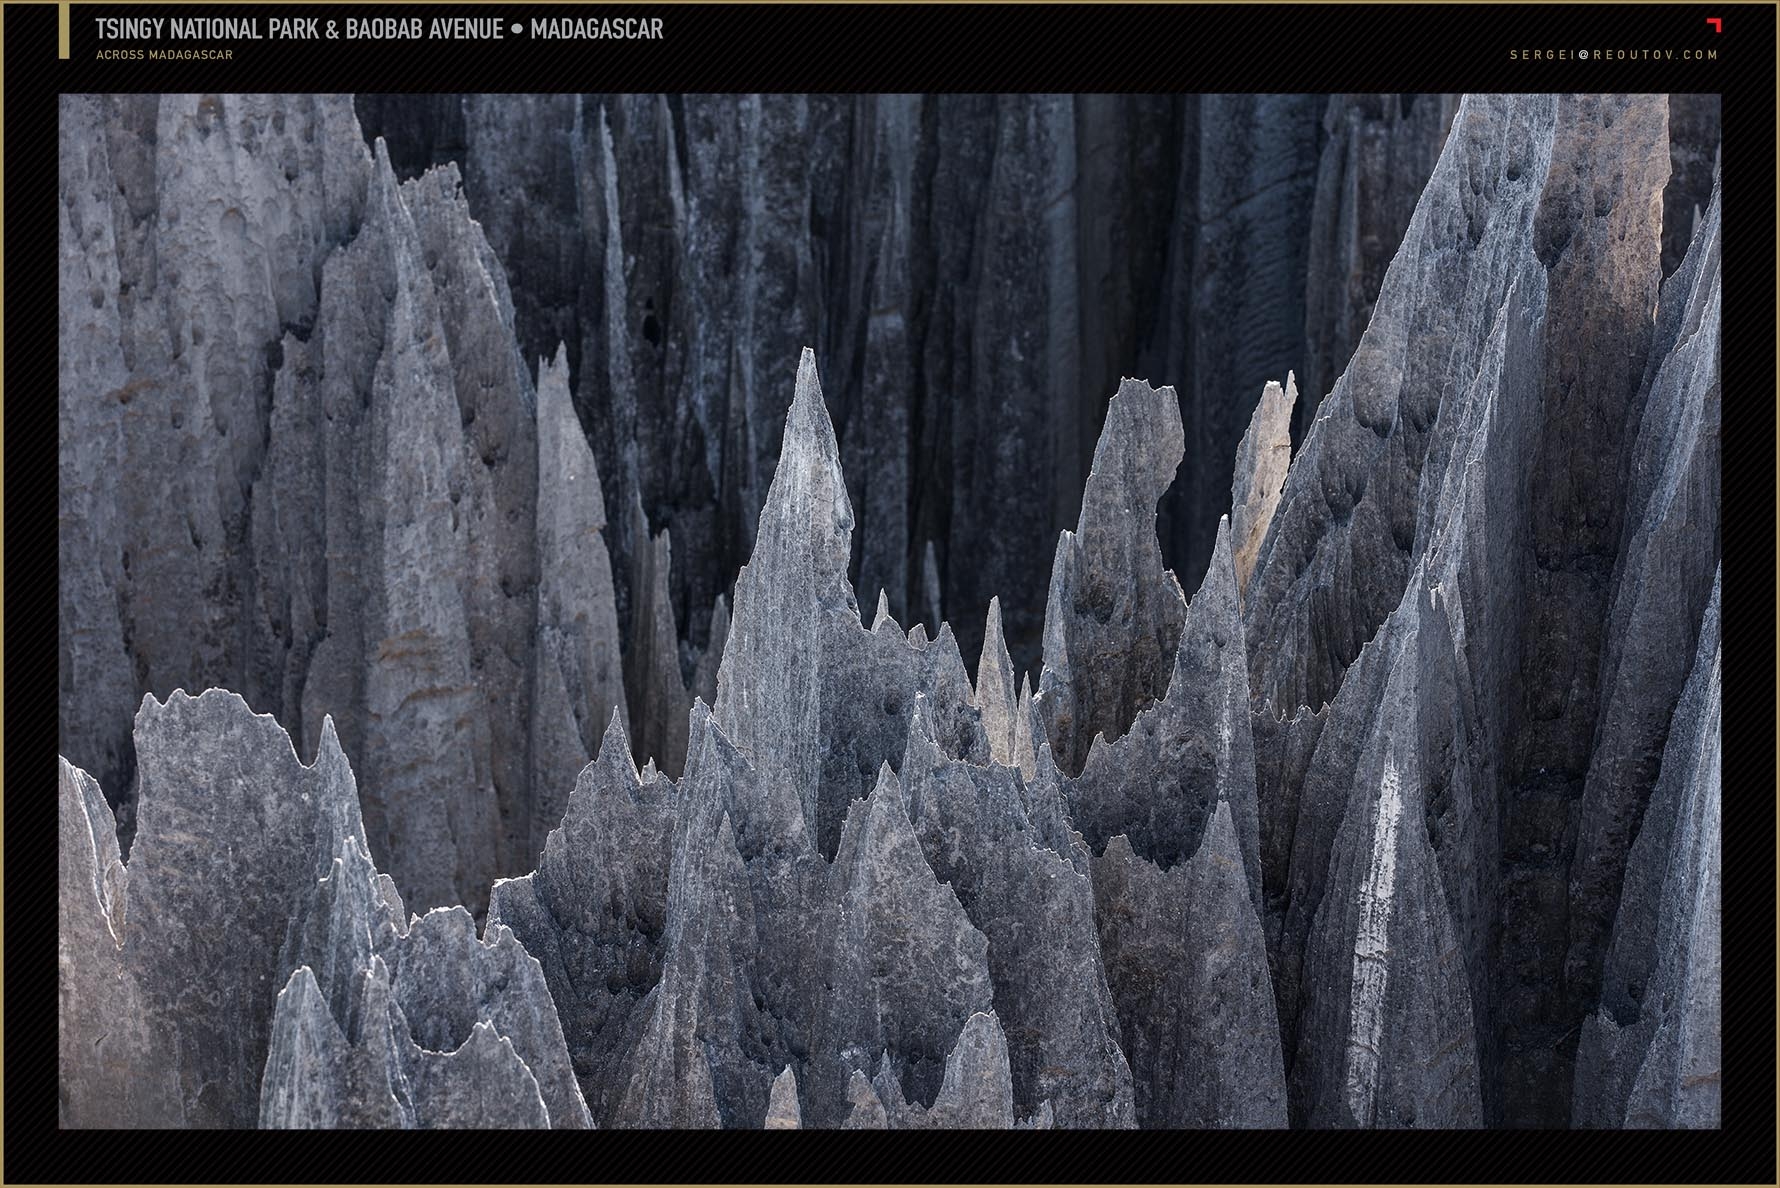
{"left": 1706, "top": 17, "right": 1722, "bottom": 32}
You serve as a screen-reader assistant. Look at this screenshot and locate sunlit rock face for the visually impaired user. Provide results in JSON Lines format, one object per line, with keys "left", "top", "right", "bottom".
{"left": 59, "top": 93, "right": 1719, "bottom": 1129}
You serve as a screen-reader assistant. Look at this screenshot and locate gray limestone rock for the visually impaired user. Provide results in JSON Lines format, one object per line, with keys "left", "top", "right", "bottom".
{"left": 614, "top": 706, "right": 819, "bottom": 1129}
{"left": 58, "top": 94, "right": 372, "bottom": 844}
{"left": 58, "top": 758, "right": 178, "bottom": 1128}
{"left": 908, "top": 1012, "right": 1020, "bottom": 1129}
{"left": 1055, "top": 520, "right": 1279, "bottom": 1128}
{"left": 384, "top": 906, "right": 593, "bottom": 1128}
{"left": 305, "top": 142, "right": 500, "bottom": 916}
{"left": 1093, "top": 810, "right": 1287, "bottom": 1128}
{"left": 1068, "top": 520, "right": 1261, "bottom": 906}
{"left": 1038, "top": 377, "right": 1188, "bottom": 777}
{"left": 1243, "top": 93, "right": 1566, "bottom": 716}
{"left": 712, "top": 349, "right": 858, "bottom": 845}
{"left": 531, "top": 343, "right": 630, "bottom": 861}
{"left": 260, "top": 958, "right": 556, "bottom": 1130}
{"left": 714, "top": 350, "right": 988, "bottom": 859}
{"left": 949, "top": 96, "right": 1084, "bottom": 677}
{"left": 85, "top": 690, "right": 371, "bottom": 1127}
{"left": 625, "top": 494, "right": 692, "bottom": 778}
{"left": 487, "top": 713, "right": 675, "bottom": 1125}
{"left": 1010, "top": 674, "right": 1040, "bottom": 782}
{"left": 1573, "top": 573, "right": 1720, "bottom": 1128}
{"left": 1240, "top": 96, "right": 1676, "bottom": 1125}
{"left": 1285, "top": 592, "right": 1483, "bottom": 1128}
{"left": 57, "top": 96, "right": 145, "bottom": 846}
{"left": 1229, "top": 375, "right": 1298, "bottom": 602}
{"left": 277, "top": 830, "right": 408, "bottom": 1038}
{"left": 260, "top": 961, "right": 414, "bottom": 1129}
{"left": 1565, "top": 167, "right": 1720, "bottom": 1039}
{"left": 406, "top": 1020, "right": 555, "bottom": 1130}
{"left": 1300, "top": 94, "right": 1458, "bottom": 432}
{"left": 902, "top": 705, "right": 1137, "bottom": 1128}
{"left": 58, "top": 98, "right": 631, "bottom": 915}
{"left": 59, "top": 93, "right": 1721, "bottom": 1133}
{"left": 841, "top": 1070, "right": 891, "bottom": 1130}
{"left": 764, "top": 1066, "right": 802, "bottom": 1129}
{"left": 56, "top": 688, "right": 589, "bottom": 1131}
{"left": 806, "top": 766, "right": 995, "bottom": 1125}
{"left": 973, "top": 597, "right": 1020, "bottom": 768}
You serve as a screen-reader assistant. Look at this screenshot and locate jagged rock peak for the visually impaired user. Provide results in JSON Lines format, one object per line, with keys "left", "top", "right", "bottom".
{"left": 625, "top": 494, "right": 691, "bottom": 778}
{"left": 775, "top": 347, "right": 856, "bottom": 594}
{"left": 923, "top": 1011, "right": 1018, "bottom": 1129}
{"left": 872, "top": 588, "right": 895, "bottom": 632}
{"left": 1038, "top": 376, "right": 1188, "bottom": 776}
{"left": 1092, "top": 804, "right": 1286, "bottom": 1128}
{"left": 974, "top": 595, "right": 1020, "bottom": 766}
{"left": 532, "top": 340, "right": 630, "bottom": 856}
{"left": 764, "top": 1067, "right": 802, "bottom": 1129}
{"left": 1574, "top": 572, "right": 1720, "bottom": 1128}
{"left": 814, "top": 763, "right": 994, "bottom": 1123}
{"left": 487, "top": 703, "right": 675, "bottom": 1125}
{"left": 59, "top": 688, "right": 593, "bottom": 1130}
{"left": 1230, "top": 374, "right": 1298, "bottom": 602}
{"left": 900, "top": 694, "right": 1137, "bottom": 1128}
{"left": 712, "top": 348, "right": 857, "bottom": 842}
{"left": 1069, "top": 517, "right": 1261, "bottom": 903}
{"left": 384, "top": 906, "right": 592, "bottom": 1128}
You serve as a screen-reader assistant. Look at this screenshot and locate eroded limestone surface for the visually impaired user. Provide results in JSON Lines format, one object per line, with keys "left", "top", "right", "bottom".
{"left": 60, "top": 92, "right": 1721, "bottom": 1130}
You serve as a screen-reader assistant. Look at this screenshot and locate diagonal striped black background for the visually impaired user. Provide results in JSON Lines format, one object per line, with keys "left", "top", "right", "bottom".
{"left": 9, "top": 0, "right": 1775, "bottom": 1179}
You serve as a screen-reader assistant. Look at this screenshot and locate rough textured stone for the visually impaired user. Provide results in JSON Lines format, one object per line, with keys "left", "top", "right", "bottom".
{"left": 530, "top": 344, "right": 629, "bottom": 860}
{"left": 624, "top": 494, "right": 692, "bottom": 777}
{"left": 903, "top": 1012, "right": 1020, "bottom": 1129}
{"left": 1068, "top": 520, "right": 1261, "bottom": 903}
{"left": 1285, "top": 592, "right": 1483, "bottom": 1128}
{"left": 764, "top": 1066, "right": 802, "bottom": 1129}
{"left": 58, "top": 758, "right": 178, "bottom": 1128}
{"left": 903, "top": 704, "right": 1137, "bottom": 1128}
{"left": 807, "top": 766, "right": 996, "bottom": 1126}
{"left": 1299, "top": 94, "right": 1458, "bottom": 433}
{"left": 56, "top": 688, "right": 589, "bottom": 1131}
{"left": 1055, "top": 521, "right": 1279, "bottom": 1128}
{"left": 59, "top": 92, "right": 1722, "bottom": 1133}
{"left": 71, "top": 691, "right": 372, "bottom": 1127}
{"left": 260, "top": 959, "right": 557, "bottom": 1129}
{"left": 1564, "top": 166, "right": 1720, "bottom": 1046}
{"left": 614, "top": 706, "right": 820, "bottom": 1129}
{"left": 1249, "top": 94, "right": 1681, "bottom": 1127}
{"left": 57, "top": 98, "right": 632, "bottom": 914}
{"left": 384, "top": 907, "right": 592, "bottom": 1128}
{"left": 1038, "top": 377, "right": 1188, "bottom": 776}
{"left": 1229, "top": 375, "right": 1298, "bottom": 601}
{"left": 1093, "top": 809, "right": 1286, "bottom": 1128}
{"left": 714, "top": 350, "right": 987, "bottom": 859}
{"left": 487, "top": 713, "right": 675, "bottom": 1125}
{"left": 972, "top": 596, "right": 1020, "bottom": 767}
{"left": 1573, "top": 573, "right": 1719, "bottom": 1129}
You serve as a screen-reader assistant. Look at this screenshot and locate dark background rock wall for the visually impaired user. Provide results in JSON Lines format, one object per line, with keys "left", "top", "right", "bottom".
{"left": 354, "top": 93, "right": 1469, "bottom": 679}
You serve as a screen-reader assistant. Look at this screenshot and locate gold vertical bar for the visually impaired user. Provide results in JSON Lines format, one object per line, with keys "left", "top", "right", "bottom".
{"left": 59, "top": 1, "right": 72, "bottom": 59}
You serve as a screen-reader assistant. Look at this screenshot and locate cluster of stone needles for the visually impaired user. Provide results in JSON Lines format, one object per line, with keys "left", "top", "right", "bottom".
{"left": 59, "top": 93, "right": 1719, "bottom": 1128}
